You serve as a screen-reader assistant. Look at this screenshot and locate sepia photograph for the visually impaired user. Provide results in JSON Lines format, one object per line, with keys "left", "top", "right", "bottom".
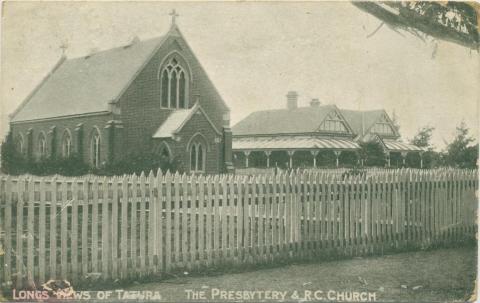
{"left": 0, "top": 1, "right": 478, "bottom": 302}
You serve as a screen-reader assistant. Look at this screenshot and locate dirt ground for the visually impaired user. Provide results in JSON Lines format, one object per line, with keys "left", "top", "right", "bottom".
{"left": 125, "top": 247, "right": 476, "bottom": 302}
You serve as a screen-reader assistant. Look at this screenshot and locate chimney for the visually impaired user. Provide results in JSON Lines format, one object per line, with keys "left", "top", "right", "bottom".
{"left": 310, "top": 98, "right": 320, "bottom": 107}
{"left": 286, "top": 91, "right": 298, "bottom": 110}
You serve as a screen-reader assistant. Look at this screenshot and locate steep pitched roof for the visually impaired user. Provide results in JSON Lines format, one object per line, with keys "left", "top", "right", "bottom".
{"left": 340, "top": 109, "right": 400, "bottom": 139}
{"left": 339, "top": 109, "right": 384, "bottom": 138}
{"left": 11, "top": 36, "right": 166, "bottom": 122}
{"left": 232, "top": 105, "right": 344, "bottom": 136}
{"left": 152, "top": 103, "right": 220, "bottom": 138}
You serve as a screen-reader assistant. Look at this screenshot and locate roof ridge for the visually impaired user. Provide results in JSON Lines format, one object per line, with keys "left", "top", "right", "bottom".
{"left": 66, "top": 36, "right": 164, "bottom": 60}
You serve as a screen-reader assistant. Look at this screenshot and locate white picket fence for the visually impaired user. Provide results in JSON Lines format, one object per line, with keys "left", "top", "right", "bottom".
{"left": 0, "top": 168, "right": 477, "bottom": 289}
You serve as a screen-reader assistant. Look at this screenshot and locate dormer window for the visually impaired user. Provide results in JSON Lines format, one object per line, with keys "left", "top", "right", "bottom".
{"left": 160, "top": 57, "right": 188, "bottom": 109}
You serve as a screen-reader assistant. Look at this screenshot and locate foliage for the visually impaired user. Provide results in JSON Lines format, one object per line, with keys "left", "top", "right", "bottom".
{"left": 358, "top": 141, "right": 386, "bottom": 167}
{"left": 443, "top": 122, "right": 478, "bottom": 168}
{"left": 1, "top": 135, "right": 182, "bottom": 176}
{"left": 411, "top": 126, "right": 435, "bottom": 149}
{"left": 0, "top": 131, "right": 27, "bottom": 175}
{"left": 341, "top": 167, "right": 366, "bottom": 180}
{"left": 353, "top": 1, "right": 479, "bottom": 49}
{"left": 409, "top": 125, "right": 442, "bottom": 168}
{"left": 100, "top": 151, "right": 183, "bottom": 176}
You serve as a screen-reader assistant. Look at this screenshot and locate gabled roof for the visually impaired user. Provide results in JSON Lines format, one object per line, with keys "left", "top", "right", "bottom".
{"left": 339, "top": 109, "right": 384, "bottom": 138}
{"left": 11, "top": 36, "right": 166, "bottom": 122}
{"left": 10, "top": 24, "right": 230, "bottom": 123}
{"left": 152, "top": 103, "right": 220, "bottom": 138}
{"left": 232, "top": 105, "right": 352, "bottom": 136}
{"left": 340, "top": 109, "right": 400, "bottom": 139}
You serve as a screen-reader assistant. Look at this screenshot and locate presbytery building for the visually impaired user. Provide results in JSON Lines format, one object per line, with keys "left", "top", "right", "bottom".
{"left": 232, "top": 91, "right": 424, "bottom": 169}
{"left": 9, "top": 15, "right": 234, "bottom": 174}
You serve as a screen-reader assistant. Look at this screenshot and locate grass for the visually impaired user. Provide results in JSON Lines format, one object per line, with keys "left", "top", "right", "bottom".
{"left": 123, "top": 246, "right": 476, "bottom": 302}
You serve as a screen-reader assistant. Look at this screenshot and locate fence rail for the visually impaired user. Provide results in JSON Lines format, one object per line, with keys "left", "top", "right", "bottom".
{"left": 0, "top": 169, "right": 477, "bottom": 289}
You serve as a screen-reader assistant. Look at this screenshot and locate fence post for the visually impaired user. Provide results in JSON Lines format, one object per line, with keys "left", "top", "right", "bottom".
{"left": 71, "top": 178, "right": 79, "bottom": 282}
{"left": 3, "top": 176, "right": 12, "bottom": 287}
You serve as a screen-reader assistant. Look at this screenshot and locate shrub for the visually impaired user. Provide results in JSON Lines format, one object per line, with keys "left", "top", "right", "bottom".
{"left": 100, "top": 152, "right": 184, "bottom": 176}
{"left": 1, "top": 131, "right": 27, "bottom": 175}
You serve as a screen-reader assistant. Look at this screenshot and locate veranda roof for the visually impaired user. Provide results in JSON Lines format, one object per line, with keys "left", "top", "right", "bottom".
{"left": 233, "top": 136, "right": 359, "bottom": 151}
{"left": 382, "top": 139, "right": 425, "bottom": 152}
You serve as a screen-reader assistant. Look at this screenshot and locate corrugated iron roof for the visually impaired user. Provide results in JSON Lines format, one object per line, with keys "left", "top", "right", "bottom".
{"left": 382, "top": 139, "right": 425, "bottom": 152}
{"left": 233, "top": 136, "right": 359, "bottom": 150}
{"left": 11, "top": 36, "right": 165, "bottom": 122}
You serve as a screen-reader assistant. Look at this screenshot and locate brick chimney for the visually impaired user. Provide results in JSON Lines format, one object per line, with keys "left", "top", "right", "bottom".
{"left": 310, "top": 98, "right": 321, "bottom": 107}
{"left": 286, "top": 91, "right": 298, "bottom": 110}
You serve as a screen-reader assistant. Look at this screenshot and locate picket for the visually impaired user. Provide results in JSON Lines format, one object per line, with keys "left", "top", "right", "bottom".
{"left": 4, "top": 177, "right": 12, "bottom": 286}
{"left": 26, "top": 178, "right": 34, "bottom": 285}
{"left": 139, "top": 173, "right": 147, "bottom": 275}
{"left": 165, "top": 172, "right": 172, "bottom": 271}
{"left": 120, "top": 177, "right": 128, "bottom": 278}
{"left": 71, "top": 179, "right": 79, "bottom": 282}
{"left": 81, "top": 180, "right": 89, "bottom": 278}
{"left": 111, "top": 177, "right": 119, "bottom": 279}
{"left": 0, "top": 168, "right": 477, "bottom": 289}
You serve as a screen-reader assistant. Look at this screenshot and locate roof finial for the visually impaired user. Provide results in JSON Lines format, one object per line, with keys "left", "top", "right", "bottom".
{"left": 59, "top": 40, "right": 69, "bottom": 56}
{"left": 169, "top": 9, "right": 179, "bottom": 26}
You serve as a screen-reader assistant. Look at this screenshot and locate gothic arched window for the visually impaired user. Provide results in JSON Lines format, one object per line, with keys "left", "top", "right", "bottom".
{"left": 62, "top": 130, "right": 72, "bottom": 158}
{"left": 160, "top": 57, "right": 188, "bottom": 109}
{"left": 16, "top": 134, "right": 24, "bottom": 154}
{"left": 189, "top": 141, "right": 206, "bottom": 172}
{"left": 90, "top": 128, "right": 101, "bottom": 168}
{"left": 37, "top": 133, "right": 46, "bottom": 159}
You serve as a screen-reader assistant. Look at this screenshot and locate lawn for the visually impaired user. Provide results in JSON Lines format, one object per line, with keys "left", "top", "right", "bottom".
{"left": 125, "top": 246, "right": 476, "bottom": 302}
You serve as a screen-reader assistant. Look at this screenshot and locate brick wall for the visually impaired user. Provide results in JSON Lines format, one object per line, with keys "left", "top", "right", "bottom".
{"left": 9, "top": 113, "right": 114, "bottom": 166}
{"left": 118, "top": 33, "right": 230, "bottom": 168}
{"left": 9, "top": 29, "right": 232, "bottom": 174}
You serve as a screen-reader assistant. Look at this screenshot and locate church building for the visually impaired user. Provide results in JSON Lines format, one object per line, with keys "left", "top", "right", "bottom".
{"left": 9, "top": 13, "right": 234, "bottom": 174}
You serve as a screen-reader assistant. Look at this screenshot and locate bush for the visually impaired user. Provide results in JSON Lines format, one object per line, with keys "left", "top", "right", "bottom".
{"left": 1, "top": 132, "right": 182, "bottom": 176}
{"left": 358, "top": 141, "right": 386, "bottom": 167}
{"left": 99, "top": 152, "right": 183, "bottom": 176}
{"left": 1, "top": 131, "right": 27, "bottom": 175}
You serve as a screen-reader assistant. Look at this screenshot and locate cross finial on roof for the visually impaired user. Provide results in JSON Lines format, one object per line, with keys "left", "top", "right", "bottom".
{"left": 169, "top": 9, "right": 179, "bottom": 26}
{"left": 59, "top": 41, "right": 69, "bottom": 55}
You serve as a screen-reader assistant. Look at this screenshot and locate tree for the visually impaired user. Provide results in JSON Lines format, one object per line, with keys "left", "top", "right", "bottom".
{"left": 358, "top": 141, "right": 386, "bottom": 167}
{"left": 411, "top": 126, "right": 435, "bottom": 149}
{"left": 408, "top": 125, "right": 440, "bottom": 168}
{"left": 353, "top": 1, "right": 479, "bottom": 50}
{"left": 444, "top": 121, "right": 478, "bottom": 168}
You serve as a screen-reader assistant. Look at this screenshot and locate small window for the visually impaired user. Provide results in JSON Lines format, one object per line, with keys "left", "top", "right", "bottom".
{"left": 90, "top": 129, "right": 101, "bottom": 168}
{"left": 189, "top": 141, "right": 206, "bottom": 172}
{"left": 38, "top": 133, "right": 46, "bottom": 159}
{"left": 16, "top": 134, "right": 24, "bottom": 154}
{"left": 62, "top": 130, "right": 72, "bottom": 158}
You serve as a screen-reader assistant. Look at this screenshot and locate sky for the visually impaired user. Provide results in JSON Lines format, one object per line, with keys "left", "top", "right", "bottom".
{"left": 1, "top": 1, "right": 478, "bottom": 150}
